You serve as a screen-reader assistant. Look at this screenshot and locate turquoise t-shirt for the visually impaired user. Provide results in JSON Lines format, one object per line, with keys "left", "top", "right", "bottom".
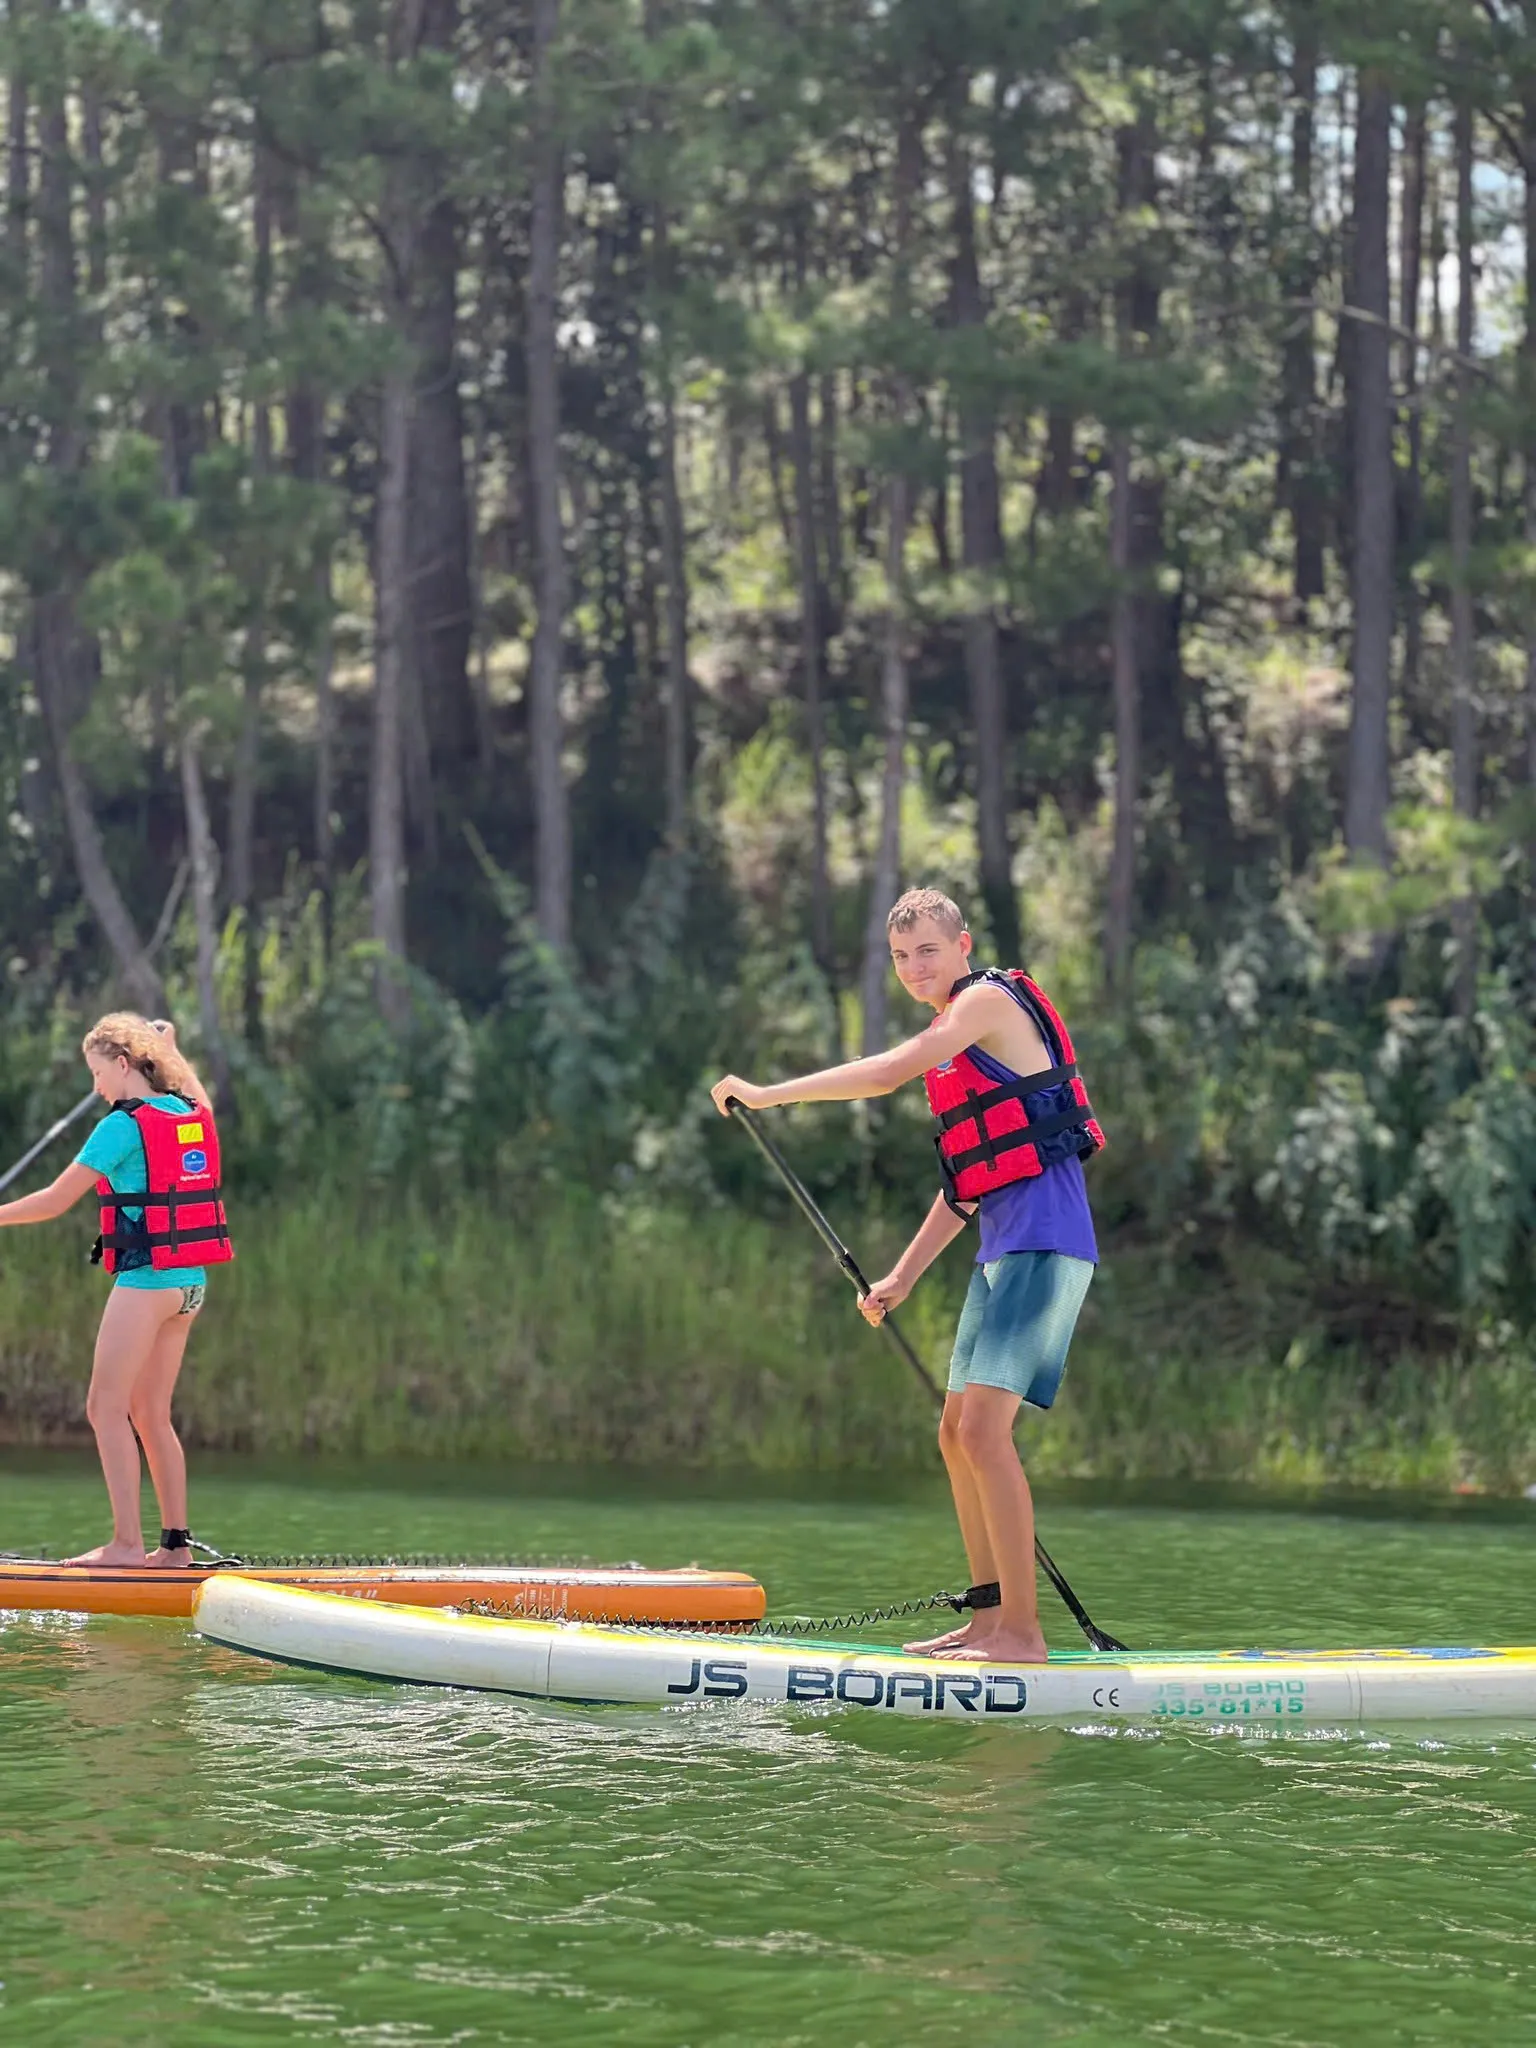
{"left": 75, "top": 1096, "right": 208, "bottom": 1291}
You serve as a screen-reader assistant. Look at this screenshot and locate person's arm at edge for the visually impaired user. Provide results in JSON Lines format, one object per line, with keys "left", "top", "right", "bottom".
{"left": 859, "top": 1190, "right": 974, "bottom": 1324}
{"left": 0, "top": 1163, "right": 99, "bottom": 1227}
{"left": 711, "top": 984, "right": 1011, "bottom": 1113}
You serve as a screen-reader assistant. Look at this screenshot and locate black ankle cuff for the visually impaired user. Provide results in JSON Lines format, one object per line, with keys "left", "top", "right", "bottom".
{"left": 944, "top": 1580, "right": 1002, "bottom": 1613}
{"left": 159, "top": 1527, "right": 191, "bottom": 1551}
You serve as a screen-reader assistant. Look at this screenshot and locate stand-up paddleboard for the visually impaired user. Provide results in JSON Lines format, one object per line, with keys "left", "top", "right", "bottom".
{"left": 0, "top": 1557, "right": 765, "bottom": 1625}
{"left": 193, "top": 1577, "right": 1536, "bottom": 1724}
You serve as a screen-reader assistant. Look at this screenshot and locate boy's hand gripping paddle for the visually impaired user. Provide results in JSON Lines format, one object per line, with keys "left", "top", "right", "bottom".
{"left": 727, "top": 1099, "right": 1128, "bottom": 1654}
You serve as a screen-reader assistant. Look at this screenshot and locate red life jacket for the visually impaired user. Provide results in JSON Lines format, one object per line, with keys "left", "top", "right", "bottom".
{"left": 92, "top": 1096, "right": 234, "bottom": 1273}
{"left": 925, "top": 969, "right": 1105, "bottom": 1211}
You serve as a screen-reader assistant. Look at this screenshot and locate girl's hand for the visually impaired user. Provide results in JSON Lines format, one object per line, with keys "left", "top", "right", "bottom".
{"left": 710, "top": 1076, "right": 774, "bottom": 1116}
{"left": 860, "top": 1271, "right": 912, "bottom": 1325}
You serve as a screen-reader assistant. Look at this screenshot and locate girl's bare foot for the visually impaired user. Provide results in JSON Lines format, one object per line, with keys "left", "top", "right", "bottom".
{"left": 64, "top": 1540, "right": 149, "bottom": 1567}
{"left": 904, "top": 1621, "right": 975, "bottom": 1654}
{"left": 932, "top": 1624, "right": 1050, "bottom": 1665}
{"left": 144, "top": 1545, "right": 193, "bottom": 1568}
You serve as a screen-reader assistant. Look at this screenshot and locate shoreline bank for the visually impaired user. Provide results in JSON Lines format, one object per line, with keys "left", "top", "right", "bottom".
{"left": 1, "top": 1195, "right": 1529, "bottom": 1492}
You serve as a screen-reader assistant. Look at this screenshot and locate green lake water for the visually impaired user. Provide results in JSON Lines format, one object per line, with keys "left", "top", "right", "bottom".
{"left": 5, "top": 1450, "right": 1536, "bottom": 2045}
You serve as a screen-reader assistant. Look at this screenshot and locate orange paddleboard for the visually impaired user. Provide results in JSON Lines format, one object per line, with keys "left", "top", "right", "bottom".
{"left": 0, "top": 1558, "right": 766, "bottom": 1624}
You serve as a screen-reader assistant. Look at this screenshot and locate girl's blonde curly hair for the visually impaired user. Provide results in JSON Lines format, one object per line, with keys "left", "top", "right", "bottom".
{"left": 81, "top": 1013, "right": 210, "bottom": 1105}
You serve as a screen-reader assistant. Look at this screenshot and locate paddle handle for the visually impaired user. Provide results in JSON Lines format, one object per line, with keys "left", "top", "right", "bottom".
{"left": 727, "top": 1101, "right": 944, "bottom": 1406}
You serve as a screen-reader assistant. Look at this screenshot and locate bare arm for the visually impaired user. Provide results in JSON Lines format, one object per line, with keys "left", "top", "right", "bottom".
{"left": 859, "top": 1191, "right": 974, "bottom": 1324}
{"left": 0, "top": 1162, "right": 99, "bottom": 1227}
{"left": 893, "top": 1189, "right": 972, "bottom": 1285}
{"left": 711, "top": 986, "right": 1011, "bottom": 1113}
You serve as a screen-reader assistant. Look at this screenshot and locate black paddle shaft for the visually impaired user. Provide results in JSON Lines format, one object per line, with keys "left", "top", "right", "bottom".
{"left": 726, "top": 1100, "right": 1127, "bottom": 1655}
{"left": 0, "top": 1090, "right": 96, "bottom": 1199}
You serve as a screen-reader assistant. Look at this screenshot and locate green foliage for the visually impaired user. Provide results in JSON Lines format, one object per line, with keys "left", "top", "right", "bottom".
{"left": 6, "top": 0, "right": 1536, "bottom": 1479}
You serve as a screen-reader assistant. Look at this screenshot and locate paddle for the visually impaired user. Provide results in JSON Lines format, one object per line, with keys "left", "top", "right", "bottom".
{"left": 727, "top": 1098, "right": 1127, "bottom": 1654}
{"left": 0, "top": 1092, "right": 97, "bottom": 1200}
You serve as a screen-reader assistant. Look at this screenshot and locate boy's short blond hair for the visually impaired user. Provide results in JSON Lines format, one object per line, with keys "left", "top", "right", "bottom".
{"left": 886, "top": 887, "right": 967, "bottom": 938}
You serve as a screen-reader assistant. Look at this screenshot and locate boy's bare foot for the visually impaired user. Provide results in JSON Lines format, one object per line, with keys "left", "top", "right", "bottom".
{"left": 932, "top": 1623, "right": 1049, "bottom": 1665}
{"left": 904, "top": 1621, "right": 976, "bottom": 1654}
{"left": 63, "top": 1541, "right": 149, "bottom": 1567}
{"left": 145, "top": 1545, "right": 194, "bottom": 1568}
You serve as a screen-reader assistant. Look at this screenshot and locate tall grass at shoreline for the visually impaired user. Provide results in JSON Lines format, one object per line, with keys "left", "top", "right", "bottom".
{"left": 1, "top": 1194, "right": 1533, "bottom": 1491}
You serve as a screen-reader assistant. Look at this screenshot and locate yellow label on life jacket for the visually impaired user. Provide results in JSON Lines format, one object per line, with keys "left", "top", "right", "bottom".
{"left": 176, "top": 1121, "right": 204, "bottom": 1144}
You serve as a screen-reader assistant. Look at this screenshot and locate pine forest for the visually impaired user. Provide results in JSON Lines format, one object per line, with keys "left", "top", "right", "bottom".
{"left": 5, "top": 0, "right": 1536, "bottom": 1480}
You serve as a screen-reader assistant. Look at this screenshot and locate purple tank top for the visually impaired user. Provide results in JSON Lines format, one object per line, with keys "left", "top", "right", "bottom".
{"left": 965, "top": 1045, "right": 1099, "bottom": 1266}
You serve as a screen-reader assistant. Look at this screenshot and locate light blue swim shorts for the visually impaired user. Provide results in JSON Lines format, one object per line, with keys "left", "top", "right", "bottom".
{"left": 946, "top": 1250, "right": 1095, "bottom": 1409}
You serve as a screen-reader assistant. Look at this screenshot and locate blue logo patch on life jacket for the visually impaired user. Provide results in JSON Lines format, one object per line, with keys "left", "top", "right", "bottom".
{"left": 181, "top": 1148, "right": 208, "bottom": 1175}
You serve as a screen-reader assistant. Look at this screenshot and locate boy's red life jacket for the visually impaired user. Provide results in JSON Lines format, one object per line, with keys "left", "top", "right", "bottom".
{"left": 925, "top": 969, "right": 1105, "bottom": 1211}
{"left": 91, "top": 1095, "right": 234, "bottom": 1273}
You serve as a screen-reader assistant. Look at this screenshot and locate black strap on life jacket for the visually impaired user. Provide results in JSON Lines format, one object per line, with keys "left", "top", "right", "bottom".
{"left": 936, "top": 969, "right": 1093, "bottom": 1183}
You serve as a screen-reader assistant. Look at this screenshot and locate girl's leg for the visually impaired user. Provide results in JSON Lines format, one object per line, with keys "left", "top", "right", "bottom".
{"left": 68, "top": 1287, "right": 184, "bottom": 1565}
{"left": 127, "top": 1300, "right": 199, "bottom": 1565}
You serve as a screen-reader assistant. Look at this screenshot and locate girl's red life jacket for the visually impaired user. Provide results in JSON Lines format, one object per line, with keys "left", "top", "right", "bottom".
{"left": 925, "top": 969, "right": 1105, "bottom": 1211}
{"left": 91, "top": 1096, "right": 234, "bottom": 1274}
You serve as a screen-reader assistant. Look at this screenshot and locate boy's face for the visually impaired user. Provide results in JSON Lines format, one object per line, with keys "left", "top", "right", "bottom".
{"left": 888, "top": 916, "right": 972, "bottom": 1010}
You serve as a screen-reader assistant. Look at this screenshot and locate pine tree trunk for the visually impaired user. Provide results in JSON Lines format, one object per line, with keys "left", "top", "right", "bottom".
{"left": 527, "top": 0, "right": 572, "bottom": 952}
{"left": 465, "top": 407, "right": 495, "bottom": 772}
{"left": 371, "top": 358, "right": 413, "bottom": 1016}
{"left": 1038, "top": 289, "right": 1086, "bottom": 516}
{"left": 790, "top": 359, "right": 831, "bottom": 975}
{"left": 658, "top": 376, "right": 691, "bottom": 849}
{"left": 399, "top": 560, "right": 437, "bottom": 864}
{"left": 276, "top": 134, "right": 336, "bottom": 946}
{"left": 1523, "top": 90, "right": 1536, "bottom": 923}
{"left": 7, "top": 11, "right": 27, "bottom": 258}
{"left": 762, "top": 392, "right": 797, "bottom": 564}
{"left": 1104, "top": 435, "right": 1138, "bottom": 992}
{"left": 789, "top": 207, "right": 832, "bottom": 979}
{"left": 929, "top": 463, "right": 953, "bottom": 576}
{"left": 1450, "top": 101, "right": 1476, "bottom": 1018}
{"left": 1282, "top": 21, "right": 1324, "bottom": 604}
{"left": 1344, "top": 71, "right": 1394, "bottom": 868}
{"left": 178, "top": 726, "right": 233, "bottom": 1106}
{"left": 859, "top": 115, "right": 920, "bottom": 1057}
{"left": 860, "top": 472, "right": 912, "bottom": 1055}
{"left": 38, "top": 603, "right": 165, "bottom": 1014}
{"left": 1399, "top": 100, "right": 1427, "bottom": 695}
{"left": 229, "top": 148, "right": 272, "bottom": 1049}
{"left": 1102, "top": 110, "right": 1159, "bottom": 992}
{"left": 406, "top": 91, "right": 477, "bottom": 777}
{"left": 33, "top": 37, "right": 163, "bottom": 1014}
{"left": 948, "top": 116, "right": 1017, "bottom": 963}
{"left": 80, "top": 73, "right": 105, "bottom": 294}
{"left": 817, "top": 370, "right": 845, "bottom": 622}
{"left": 229, "top": 657, "right": 262, "bottom": 1037}
{"left": 313, "top": 556, "right": 336, "bottom": 953}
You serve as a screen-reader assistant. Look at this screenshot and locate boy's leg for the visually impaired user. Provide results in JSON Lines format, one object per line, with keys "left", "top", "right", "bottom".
{"left": 904, "top": 1392, "right": 995, "bottom": 1652}
{"left": 933, "top": 1384, "right": 1045, "bottom": 1663}
{"left": 930, "top": 1253, "right": 1095, "bottom": 1665}
{"left": 938, "top": 1392, "right": 994, "bottom": 1581}
{"left": 905, "top": 1267, "right": 996, "bottom": 1654}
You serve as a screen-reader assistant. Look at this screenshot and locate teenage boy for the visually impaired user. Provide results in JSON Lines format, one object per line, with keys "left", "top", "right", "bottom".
{"left": 710, "top": 887, "right": 1101, "bottom": 1664}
